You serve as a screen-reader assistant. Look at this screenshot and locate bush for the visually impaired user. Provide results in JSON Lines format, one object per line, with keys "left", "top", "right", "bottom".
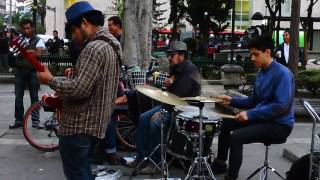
{"left": 297, "top": 70, "right": 320, "bottom": 93}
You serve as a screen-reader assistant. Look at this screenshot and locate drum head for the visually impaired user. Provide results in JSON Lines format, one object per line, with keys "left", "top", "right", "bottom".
{"left": 174, "top": 105, "right": 199, "bottom": 112}
{"left": 178, "top": 111, "right": 221, "bottom": 122}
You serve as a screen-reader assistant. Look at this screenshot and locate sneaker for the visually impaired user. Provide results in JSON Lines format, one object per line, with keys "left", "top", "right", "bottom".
{"left": 140, "top": 164, "right": 159, "bottom": 175}
{"left": 211, "top": 159, "right": 227, "bottom": 174}
{"left": 126, "top": 159, "right": 140, "bottom": 168}
{"left": 9, "top": 122, "right": 22, "bottom": 129}
{"left": 32, "top": 124, "right": 44, "bottom": 129}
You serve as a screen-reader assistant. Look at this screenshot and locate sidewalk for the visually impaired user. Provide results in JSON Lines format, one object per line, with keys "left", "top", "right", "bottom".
{"left": 0, "top": 81, "right": 313, "bottom": 179}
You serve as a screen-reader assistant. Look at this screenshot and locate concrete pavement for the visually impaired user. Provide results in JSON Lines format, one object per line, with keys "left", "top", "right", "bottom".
{"left": 0, "top": 83, "right": 314, "bottom": 180}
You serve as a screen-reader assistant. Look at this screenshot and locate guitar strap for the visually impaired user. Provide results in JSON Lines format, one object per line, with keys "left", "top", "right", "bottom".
{"left": 93, "top": 36, "right": 123, "bottom": 67}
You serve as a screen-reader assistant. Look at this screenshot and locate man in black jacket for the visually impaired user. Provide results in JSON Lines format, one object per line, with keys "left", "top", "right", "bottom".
{"left": 45, "top": 30, "right": 64, "bottom": 54}
{"left": 275, "top": 30, "right": 290, "bottom": 66}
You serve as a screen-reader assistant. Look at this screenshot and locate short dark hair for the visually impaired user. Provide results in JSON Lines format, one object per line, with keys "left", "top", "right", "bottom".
{"left": 68, "top": 11, "right": 104, "bottom": 28}
{"left": 248, "top": 35, "right": 275, "bottom": 56}
{"left": 284, "top": 29, "right": 290, "bottom": 34}
{"left": 20, "top": 19, "right": 33, "bottom": 27}
{"left": 53, "top": 30, "right": 58, "bottom": 33}
{"left": 108, "top": 16, "right": 122, "bottom": 29}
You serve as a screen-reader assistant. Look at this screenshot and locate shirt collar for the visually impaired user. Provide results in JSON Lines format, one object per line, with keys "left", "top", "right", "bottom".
{"left": 261, "top": 59, "right": 276, "bottom": 73}
{"left": 84, "top": 27, "right": 105, "bottom": 44}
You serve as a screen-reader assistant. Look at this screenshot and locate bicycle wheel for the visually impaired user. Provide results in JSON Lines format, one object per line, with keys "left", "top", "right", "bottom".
{"left": 23, "top": 101, "right": 60, "bottom": 152}
{"left": 116, "top": 114, "right": 137, "bottom": 150}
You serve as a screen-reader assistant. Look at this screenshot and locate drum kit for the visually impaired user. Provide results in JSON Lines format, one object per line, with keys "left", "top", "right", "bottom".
{"left": 134, "top": 85, "right": 235, "bottom": 179}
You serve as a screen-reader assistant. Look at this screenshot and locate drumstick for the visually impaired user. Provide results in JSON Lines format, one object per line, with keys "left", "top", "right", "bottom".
{"left": 215, "top": 112, "right": 236, "bottom": 119}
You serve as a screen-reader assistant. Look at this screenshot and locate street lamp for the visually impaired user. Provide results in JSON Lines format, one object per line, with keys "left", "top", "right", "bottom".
{"left": 46, "top": 6, "right": 56, "bottom": 30}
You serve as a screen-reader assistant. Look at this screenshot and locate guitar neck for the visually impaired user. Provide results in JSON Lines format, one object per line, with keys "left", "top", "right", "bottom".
{"left": 17, "top": 46, "right": 44, "bottom": 72}
{"left": 10, "top": 37, "right": 44, "bottom": 72}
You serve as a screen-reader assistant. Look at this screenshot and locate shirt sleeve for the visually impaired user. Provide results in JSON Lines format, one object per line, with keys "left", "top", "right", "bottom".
{"left": 246, "top": 72, "right": 294, "bottom": 122}
{"left": 230, "top": 95, "right": 255, "bottom": 109}
{"left": 36, "top": 39, "right": 46, "bottom": 49}
{"left": 48, "top": 43, "right": 103, "bottom": 99}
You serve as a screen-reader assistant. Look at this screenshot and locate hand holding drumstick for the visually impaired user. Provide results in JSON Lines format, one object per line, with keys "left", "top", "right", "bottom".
{"left": 216, "top": 95, "right": 248, "bottom": 123}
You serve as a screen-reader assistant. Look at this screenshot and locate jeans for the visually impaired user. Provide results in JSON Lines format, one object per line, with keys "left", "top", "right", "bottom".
{"left": 136, "top": 105, "right": 171, "bottom": 163}
{"left": 217, "top": 119, "right": 292, "bottom": 178}
{"left": 14, "top": 69, "right": 39, "bottom": 123}
{"left": 59, "top": 134, "right": 98, "bottom": 180}
{"left": 104, "top": 117, "right": 117, "bottom": 154}
{"left": 0, "top": 54, "right": 8, "bottom": 72}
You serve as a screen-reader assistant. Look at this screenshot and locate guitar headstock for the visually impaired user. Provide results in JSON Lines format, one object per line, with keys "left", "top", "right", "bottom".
{"left": 9, "top": 37, "right": 29, "bottom": 57}
{"left": 9, "top": 36, "right": 44, "bottom": 72}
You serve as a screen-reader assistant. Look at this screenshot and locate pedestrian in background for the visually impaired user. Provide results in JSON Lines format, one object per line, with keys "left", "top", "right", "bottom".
{"left": 9, "top": 19, "right": 45, "bottom": 129}
{"left": 0, "top": 30, "right": 9, "bottom": 73}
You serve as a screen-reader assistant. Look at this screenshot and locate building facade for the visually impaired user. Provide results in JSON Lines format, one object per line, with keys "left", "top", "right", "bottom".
{"left": 46, "top": 0, "right": 117, "bottom": 38}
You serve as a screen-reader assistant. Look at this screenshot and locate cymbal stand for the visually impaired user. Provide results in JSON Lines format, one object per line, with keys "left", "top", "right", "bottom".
{"left": 185, "top": 101, "right": 216, "bottom": 180}
{"left": 131, "top": 108, "right": 169, "bottom": 179}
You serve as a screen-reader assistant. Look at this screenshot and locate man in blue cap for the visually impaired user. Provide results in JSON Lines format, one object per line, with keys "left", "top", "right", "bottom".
{"left": 37, "top": 1, "right": 122, "bottom": 179}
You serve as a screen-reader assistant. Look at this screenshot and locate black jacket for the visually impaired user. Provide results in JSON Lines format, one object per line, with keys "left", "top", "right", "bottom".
{"left": 275, "top": 43, "right": 288, "bottom": 66}
{"left": 168, "top": 60, "right": 201, "bottom": 98}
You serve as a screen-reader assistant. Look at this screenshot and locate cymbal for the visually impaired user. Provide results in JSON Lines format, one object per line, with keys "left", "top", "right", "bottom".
{"left": 136, "top": 85, "right": 188, "bottom": 106}
{"left": 181, "top": 96, "right": 223, "bottom": 103}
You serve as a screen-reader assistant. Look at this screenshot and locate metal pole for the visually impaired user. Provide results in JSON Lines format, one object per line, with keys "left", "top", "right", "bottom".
{"left": 54, "top": 8, "right": 56, "bottom": 30}
{"left": 9, "top": 0, "right": 12, "bottom": 28}
{"left": 230, "top": 0, "right": 236, "bottom": 64}
{"left": 33, "top": 0, "right": 37, "bottom": 33}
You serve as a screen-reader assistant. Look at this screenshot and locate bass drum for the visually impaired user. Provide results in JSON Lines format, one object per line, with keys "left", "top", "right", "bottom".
{"left": 167, "top": 129, "right": 194, "bottom": 161}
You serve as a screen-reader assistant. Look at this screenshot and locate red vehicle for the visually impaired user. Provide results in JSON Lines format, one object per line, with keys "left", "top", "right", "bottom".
{"left": 208, "top": 30, "right": 245, "bottom": 57}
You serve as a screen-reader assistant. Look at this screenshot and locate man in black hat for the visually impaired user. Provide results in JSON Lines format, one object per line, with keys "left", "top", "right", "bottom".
{"left": 127, "top": 41, "right": 201, "bottom": 174}
{"left": 37, "top": 2, "right": 121, "bottom": 179}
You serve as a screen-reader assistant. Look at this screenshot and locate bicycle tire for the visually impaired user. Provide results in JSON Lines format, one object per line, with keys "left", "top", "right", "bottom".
{"left": 23, "top": 101, "right": 60, "bottom": 152}
{"left": 116, "top": 114, "right": 137, "bottom": 150}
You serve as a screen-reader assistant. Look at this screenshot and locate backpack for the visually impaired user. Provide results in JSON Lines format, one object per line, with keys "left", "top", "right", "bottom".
{"left": 286, "top": 153, "right": 310, "bottom": 180}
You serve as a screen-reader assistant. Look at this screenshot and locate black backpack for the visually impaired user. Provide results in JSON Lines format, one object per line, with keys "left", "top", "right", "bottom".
{"left": 286, "top": 154, "right": 310, "bottom": 180}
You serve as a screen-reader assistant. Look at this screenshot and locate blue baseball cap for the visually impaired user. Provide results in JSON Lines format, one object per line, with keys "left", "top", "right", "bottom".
{"left": 65, "top": 1, "right": 101, "bottom": 24}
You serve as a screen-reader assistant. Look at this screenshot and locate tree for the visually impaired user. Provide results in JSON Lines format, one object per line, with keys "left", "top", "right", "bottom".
{"left": 113, "top": 0, "right": 125, "bottom": 19}
{"left": 301, "top": 0, "right": 318, "bottom": 69}
{"left": 265, "top": 0, "right": 282, "bottom": 37}
{"left": 122, "top": 0, "right": 153, "bottom": 69}
{"left": 288, "top": 0, "right": 301, "bottom": 77}
{"left": 168, "top": 0, "right": 185, "bottom": 40}
{"left": 184, "top": 0, "right": 231, "bottom": 56}
{"left": 25, "top": 0, "right": 46, "bottom": 30}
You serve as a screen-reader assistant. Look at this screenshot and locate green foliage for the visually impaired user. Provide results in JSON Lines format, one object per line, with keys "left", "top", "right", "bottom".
{"left": 185, "top": 0, "right": 231, "bottom": 34}
{"left": 0, "top": 16, "right": 5, "bottom": 30}
{"left": 297, "top": 70, "right": 320, "bottom": 93}
{"left": 113, "top": 0, "right": 125, "bottom": 19}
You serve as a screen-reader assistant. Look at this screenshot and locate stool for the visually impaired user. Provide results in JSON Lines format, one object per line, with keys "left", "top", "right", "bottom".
{"left": 246, "top": 142, "right": 286, "bottom": 180}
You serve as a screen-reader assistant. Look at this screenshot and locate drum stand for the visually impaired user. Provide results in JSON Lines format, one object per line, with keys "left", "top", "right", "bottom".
{"left": 184, "top": 102, "right": 216, "bottom": 180}
{"left": 131, "top": 109, "right": 169, "bottom": 179}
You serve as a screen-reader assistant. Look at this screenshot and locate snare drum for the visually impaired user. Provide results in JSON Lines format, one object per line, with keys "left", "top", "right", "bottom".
{"left": 176, "top": 110, "right": 221, "bottom": 137}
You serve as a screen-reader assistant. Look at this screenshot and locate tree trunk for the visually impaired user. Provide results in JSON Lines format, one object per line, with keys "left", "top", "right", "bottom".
{"left": 288, "top": 0, "right": 301, "bottom": 77}
{"left": 137, "top": 0, "right": 153, "bottom": 69}
{"left": 122, "top": 0, "right": 152, "bottom": 69}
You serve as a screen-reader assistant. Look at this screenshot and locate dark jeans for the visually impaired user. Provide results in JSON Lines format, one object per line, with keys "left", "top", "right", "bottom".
{"left": 136, "top": 105, "right": 171, "bottom": 163}
{"left": 14, "top": 69, "right": 39, "bottom": 123}
{"left": 217, "top": 119, "right": 292, "bottom": 178}
{"left": 59, "top": 134, "right": 98, "bottom": 180}
{"left": 104, "top": 117, "right": 117, "bottom": 154}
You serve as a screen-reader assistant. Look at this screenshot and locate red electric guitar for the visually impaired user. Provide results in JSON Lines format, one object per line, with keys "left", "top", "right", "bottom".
{"left": 10, "top": 37, "right": 63, "bottom": 109}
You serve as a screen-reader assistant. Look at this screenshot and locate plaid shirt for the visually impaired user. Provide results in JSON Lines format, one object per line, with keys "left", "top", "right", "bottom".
{"left": 49, "top": 28, "right": 121, "bottom": 138}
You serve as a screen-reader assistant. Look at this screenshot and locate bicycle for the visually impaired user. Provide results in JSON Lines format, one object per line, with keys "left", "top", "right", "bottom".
{"left": 22, "top": 65, "right": 168, "bottom": 152}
